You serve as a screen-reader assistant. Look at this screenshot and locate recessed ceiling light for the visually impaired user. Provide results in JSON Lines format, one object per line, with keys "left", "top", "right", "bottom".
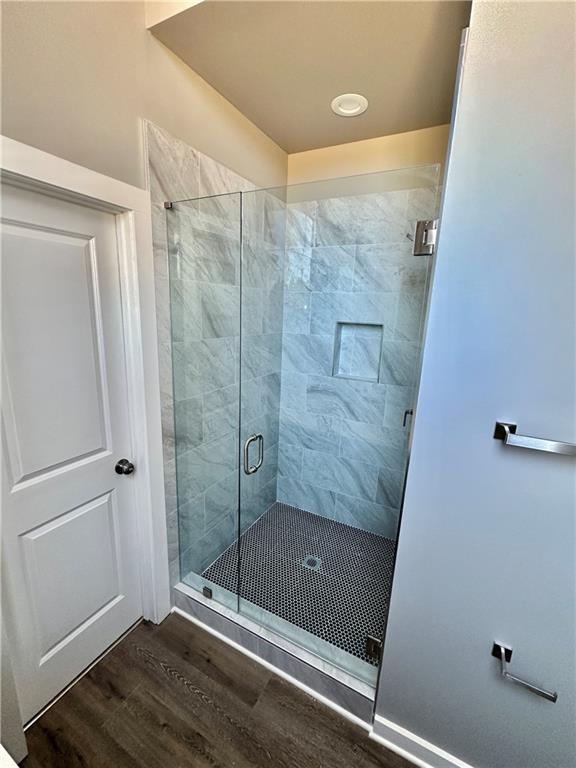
{"left": 330, "top": 93, "right": 369, "bottom": 117}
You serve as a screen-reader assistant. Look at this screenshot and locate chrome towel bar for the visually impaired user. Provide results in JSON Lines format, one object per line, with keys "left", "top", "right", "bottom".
{"left": 492, "top": 643, "right": 558, "bottom": 703}
{"left": 493, "top": 421, "right": 576, "bottom": 456}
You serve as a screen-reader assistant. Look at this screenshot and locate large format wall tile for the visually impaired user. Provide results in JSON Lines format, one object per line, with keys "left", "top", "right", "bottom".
{"left": 279, "top": 172, "right": 439, "bottom": 537}
{"left": 147, "top": 122, "right": 200, "bottom": 204}
{"left": 147, "top": 121, "right": 285, "bottom": 587}
{"left": 201, "top": 284, "right": 240, "bottom": 339}
{"left": 339, "top": 419, "right": 407, "bottom": 471}
{"left": 175, "top": 228, "right": 239, "bottom": 285}
{"left": 301, "top": 450, "right": 379, "bottom": 502}
{"left": 149, "top": 119, "right": 440, "bottom": 585}
{"left": 283, "top": 333, "right": 333, "bottom": 376}
{"left": 306, "top": 375, "right": 387, "bottom": 423}
{"left": 280, "top": 409, "right": 340, "bottom": 456}
{"left": 277, "top": 476, "right": 336, "bottom": 519}
{"left": 310, "top": 245, "right": 355, "bottom": 291}
{"left": 309, "top": 290, "right": 396, "bottom": 336}
{"left": 334, "top": 495, "right": 398, "bottom": 539}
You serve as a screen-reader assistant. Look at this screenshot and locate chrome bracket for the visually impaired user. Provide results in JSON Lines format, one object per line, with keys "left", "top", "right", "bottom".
{"left": 164, "top": 201, "right": 173, "bottom": 209}
{"left": 413, "top": 219, "right": 438, "bottom": 256}
{"left": 494, "top": 421, "right": 576, "bottom": 455}
{"left": 491, "top": 642, "right": 558, "bottom": 703}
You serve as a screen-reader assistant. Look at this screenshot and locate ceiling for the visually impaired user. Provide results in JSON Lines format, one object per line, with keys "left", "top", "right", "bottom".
{"left": 151, "top": 1, "right": 471, "bottom": 154}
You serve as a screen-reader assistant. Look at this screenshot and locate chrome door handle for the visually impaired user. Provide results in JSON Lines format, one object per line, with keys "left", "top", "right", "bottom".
{"left": 243, "top": 433, "right": 264, "bottom": 475}
{"left": 493, "top": 422, "right": 576, "bottom": 456}
{"left": 492, "top": 643, "right": 558, "bottom": 703}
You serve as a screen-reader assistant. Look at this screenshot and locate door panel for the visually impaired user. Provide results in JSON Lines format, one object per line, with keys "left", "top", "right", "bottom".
{"left": 1, "top": 184, "right": 141, "bottom": 722}
{"left": 2, "top": 224, "right": 108, "bottom": 482}
{"left": 22, "top": 492, "right": 121, "bottom": 659}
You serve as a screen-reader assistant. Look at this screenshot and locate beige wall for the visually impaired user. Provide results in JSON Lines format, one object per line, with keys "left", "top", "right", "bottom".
{"left": 287, "top": 124, "right": 450, "bottom": 185}
{"left": 1, "top": 2, "right": 448, "bottom": 192}
{"left": 0, "top": 1, "right": 287, "bottom": 190}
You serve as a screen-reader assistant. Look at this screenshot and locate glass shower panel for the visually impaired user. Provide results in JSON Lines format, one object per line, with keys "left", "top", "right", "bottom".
{"left": 238, "top": 188, "right": 285, "bottom": 535}
{"left": 166, "top": 192, "right": 242, "bottom": 612}
{"left": 237, "top": 167, "right": 441, "bottom": 686}
{"left": 168, "top": 167, "right": 441, "bottom": 690}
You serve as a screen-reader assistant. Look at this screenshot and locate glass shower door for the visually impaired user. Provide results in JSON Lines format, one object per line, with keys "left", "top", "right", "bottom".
{"left": 168, "top": 166, "right": 441, "bottom": 690}
{"left": 166, "top": 192, "right": 242, "bottom": 612}
{"left": 237, "top": 168, "right": 441, "bottom": 687}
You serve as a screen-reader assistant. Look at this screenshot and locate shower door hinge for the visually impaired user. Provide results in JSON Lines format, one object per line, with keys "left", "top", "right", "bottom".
{"left": 365, "top": 635, "right": 383, "bottom": 662}
{"left": 413, "top": 219, "right": 438, "bottom": 256}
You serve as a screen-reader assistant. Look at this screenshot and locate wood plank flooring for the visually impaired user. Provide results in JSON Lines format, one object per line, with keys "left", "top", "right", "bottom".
{"left": 23, "top": 613, "right": 411, "bottom": 768}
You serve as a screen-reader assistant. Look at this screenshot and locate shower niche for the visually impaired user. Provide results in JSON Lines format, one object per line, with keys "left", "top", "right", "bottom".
{"left": 166, "top": 165, "right": 440, "bottom": 689}
{"left": 332, "top": 322, "right": 384, "bottom": 382}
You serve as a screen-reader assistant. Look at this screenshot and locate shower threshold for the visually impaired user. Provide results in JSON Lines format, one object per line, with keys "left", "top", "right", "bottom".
{"left": 190, "top": 502, "right": 396, "bottom": 687}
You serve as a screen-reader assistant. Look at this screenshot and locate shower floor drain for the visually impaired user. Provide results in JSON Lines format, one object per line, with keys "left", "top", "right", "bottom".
{"left": 302, "top": 555, "right": 321, "bottom": 572}
{"left": 201, "top": 502, "right": 396, "bottom": 666}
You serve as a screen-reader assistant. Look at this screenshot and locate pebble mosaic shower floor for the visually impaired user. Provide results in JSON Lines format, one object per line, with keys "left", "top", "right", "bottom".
{"left": 202, "top": 502, "right": 396, "bottom": 666}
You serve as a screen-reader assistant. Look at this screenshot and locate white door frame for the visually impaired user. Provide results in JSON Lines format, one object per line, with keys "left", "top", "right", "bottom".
{"left": 0, "top": 134, "right": 171, "bottom": 625}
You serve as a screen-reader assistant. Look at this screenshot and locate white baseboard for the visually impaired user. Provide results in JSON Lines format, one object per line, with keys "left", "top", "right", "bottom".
{"left": 370, "top": 714, "right": 475, "bottom": 768}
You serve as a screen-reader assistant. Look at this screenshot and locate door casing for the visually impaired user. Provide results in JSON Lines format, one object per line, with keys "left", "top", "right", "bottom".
{"left": 0, "top": 133, "right": 171, "bottom": 722}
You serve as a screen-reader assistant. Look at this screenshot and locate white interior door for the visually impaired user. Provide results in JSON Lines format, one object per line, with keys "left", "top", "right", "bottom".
{"left": 1, "top": 183, "right": 142, "bottom": 723}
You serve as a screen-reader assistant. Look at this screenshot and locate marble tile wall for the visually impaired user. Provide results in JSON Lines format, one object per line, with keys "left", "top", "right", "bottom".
{"left": 148, "top": 119, "right": 438, "bottom": 587}
{"left": 239, "top": 189, "right": 286, "bottom": 533}
{"left": 277, "top": 172, "right": 440, "bottom": 538}
{"left": 146, "top": 121, "right": 285, "bottom": 586}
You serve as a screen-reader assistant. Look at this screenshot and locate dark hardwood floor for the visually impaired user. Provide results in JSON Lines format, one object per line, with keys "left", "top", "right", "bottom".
{"left": 23, "top": 613, "right": 411, "bottom": 768}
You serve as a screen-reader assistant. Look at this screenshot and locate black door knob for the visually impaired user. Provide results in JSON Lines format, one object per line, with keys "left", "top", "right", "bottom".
{"left": 115, "top": 459, "right": 135, "bottom": 475}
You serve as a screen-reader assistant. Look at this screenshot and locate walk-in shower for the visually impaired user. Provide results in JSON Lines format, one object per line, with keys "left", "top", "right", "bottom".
{"left": 166, "top": 166, "right": 440, "bottom": 688}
